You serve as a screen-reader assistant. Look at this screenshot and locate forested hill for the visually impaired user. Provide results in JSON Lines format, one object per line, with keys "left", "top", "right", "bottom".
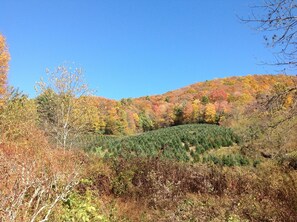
{"left": 80, "top": 74, "right": 296, "bottom": 135}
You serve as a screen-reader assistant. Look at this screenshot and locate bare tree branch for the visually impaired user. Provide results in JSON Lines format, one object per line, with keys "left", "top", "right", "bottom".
{"left": 241, "top": 0, "right": 297, "bottom": 71}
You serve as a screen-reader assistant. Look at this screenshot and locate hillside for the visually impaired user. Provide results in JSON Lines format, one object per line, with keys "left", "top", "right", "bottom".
{"left": 1, "top": 72, "right": 297, "bottom": 222}
{"left": 80, "top": 74, "right": 297, "bottom": 135}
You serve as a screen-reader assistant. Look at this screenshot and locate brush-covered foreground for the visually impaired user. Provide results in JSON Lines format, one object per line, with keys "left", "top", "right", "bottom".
{"left": 51, "top": 157, "right": 297, "bottom": 222}
{"left": 3, "top": 117, "right": 297, "bottom": 221}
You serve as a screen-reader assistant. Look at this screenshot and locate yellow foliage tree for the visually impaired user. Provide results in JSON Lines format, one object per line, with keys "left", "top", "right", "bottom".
{"left": 204, "top": 103, "right": 216, "bottom": 123}
{"left": 73, "top": 97, "right": 106, "bottom": 133}
{"left": 284, "top": 94, "right": 293, "bottom": 109}
{"left": 0, "top": 90, "right": 38, "bottom": 145}
{"left": 192, "top": 99, "right": 203, "bottom": 122}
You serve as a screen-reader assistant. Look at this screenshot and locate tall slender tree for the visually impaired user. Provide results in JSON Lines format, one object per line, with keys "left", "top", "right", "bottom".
{"left": 36, "top": 64, "right": 93, "bottom": 149}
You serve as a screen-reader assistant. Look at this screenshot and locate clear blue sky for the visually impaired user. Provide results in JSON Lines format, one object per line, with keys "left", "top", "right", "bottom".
{"left": 1, "top": 0, "right": 279, "bottom": 100}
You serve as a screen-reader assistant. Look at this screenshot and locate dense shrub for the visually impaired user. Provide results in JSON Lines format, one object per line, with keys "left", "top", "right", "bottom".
{"left": 0, "top": 144, "right": 83, "bottom": 222}
{"left": 72, "top": 157, "right": 297, "bottom": 221}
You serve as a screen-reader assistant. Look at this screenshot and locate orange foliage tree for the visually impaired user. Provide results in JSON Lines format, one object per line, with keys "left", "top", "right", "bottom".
{"left": 0, "top": 34, "right": 10, "bottom": 102}
{"left": 209, "top": 89, "right": 228, "bottom": 102}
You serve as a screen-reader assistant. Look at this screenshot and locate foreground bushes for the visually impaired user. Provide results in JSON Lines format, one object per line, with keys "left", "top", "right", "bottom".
{"left": 0, "top": 91, "right": 85, "bottom": 221}
{"left": 2, "top": 145, "right": 295, "bottom": 221}
{"left": 73, "top": 157, "right": 297, "bottom": 222}
{"left": 0, "top": 144, "right": 83, "bottom": 222}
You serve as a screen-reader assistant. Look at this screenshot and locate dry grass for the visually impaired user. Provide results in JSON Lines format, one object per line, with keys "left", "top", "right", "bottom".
{"left": 0, "top": 132, "right": 84, "bottom": 221}
{"left": 74, "top": 157, "right": 297, "bottom": 221}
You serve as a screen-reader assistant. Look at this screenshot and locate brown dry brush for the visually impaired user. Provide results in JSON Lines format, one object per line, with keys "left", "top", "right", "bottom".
{"left": 0, "top": 142, "right": 83, "bottom": 222}
{"left": 78, "top": 157, "right": 297, "bottom": 221}
{"left": 77, "top": 157, "right": 227, "bottom": 204}
{"left": 0, "top": 86, "right": 87, "bottom": 221}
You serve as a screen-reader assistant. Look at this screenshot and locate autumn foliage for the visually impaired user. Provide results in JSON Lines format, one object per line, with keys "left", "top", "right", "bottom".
{"left": 0, "top": 89, "right": 84, "bottom": 221}
{"left": 0, "top": 34, "right": 9, "bottom": 102}
{"left": 1, "top": 72, "right": 296, "bottom": 221}
{"left": 82, "top": 75, "right": 297, "bottom": 135}
{"left": 0, "top": 33, "right": 296, "bottom": 220}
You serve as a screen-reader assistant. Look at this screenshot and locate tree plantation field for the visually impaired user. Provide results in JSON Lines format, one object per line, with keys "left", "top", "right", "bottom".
{"left": 76, "top": 124, "right": 240, "bottom": 162}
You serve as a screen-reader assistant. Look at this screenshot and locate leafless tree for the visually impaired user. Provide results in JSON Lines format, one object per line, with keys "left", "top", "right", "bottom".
{"left": 242, "top": 0, "right": 297, "bottom": 70}
{"left": 36, "top": 64, "right": 93, "bottom": 149}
